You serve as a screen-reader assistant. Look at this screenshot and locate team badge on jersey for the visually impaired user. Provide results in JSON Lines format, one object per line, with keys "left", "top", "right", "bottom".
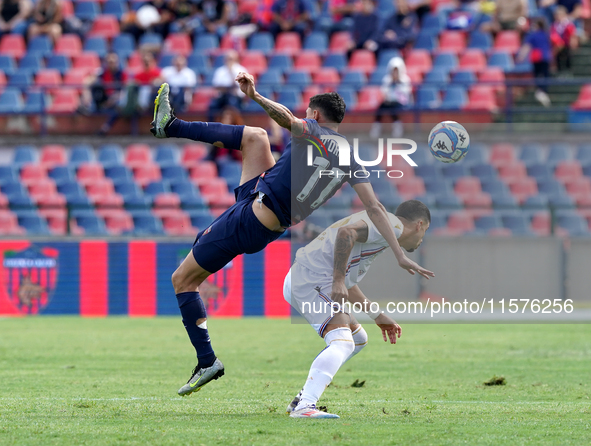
{"left": 2, "top": 246, "right": 58, "bottom": 314}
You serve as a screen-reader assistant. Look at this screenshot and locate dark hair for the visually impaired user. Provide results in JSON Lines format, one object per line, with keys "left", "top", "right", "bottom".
{"left": 395, "top": 200, "right": 431, "bottom": 224}
{"left": 532, "top": 17, "right": 548, "bottom": 32}
{"left": 308, "top": 92, "right": 346, "bottom": 123}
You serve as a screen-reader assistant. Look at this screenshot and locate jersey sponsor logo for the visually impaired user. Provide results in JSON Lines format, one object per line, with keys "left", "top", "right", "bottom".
{"left": 2, "top": 246, "right": 58, "bottom": 314}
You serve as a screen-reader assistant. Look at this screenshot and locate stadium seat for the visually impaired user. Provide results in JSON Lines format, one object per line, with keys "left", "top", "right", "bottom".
{"left": 336, "top": 87, "right": 357, "bottom": 109}
{"left": 459, "top": 49, "right": 487, "bottom": 71}
{"left": 194, "top": 33, "right": 219, "bottom": 53}
{"left": 18, "top": 54, "right": 43, "bottom": 75}
{"left": 248, "top": 32, "right": 274, "bottom": 54}
{"left": 219, "top": 34, "right": 245, "bottom": 52}
{"left": 95, "top": 145, "right": 123, "bottom": 168}
{"left": 20, "top": 164, "right": 48, "bottom": 186}
{"left": 438, "top": 31, "right": 466, "bottom": 54}
{"left": 565, "top": 177, "right": 591, "bottom": 198}
{"left": 293, "top": 50, "right": 322, "bottom": 73}
{"left": 526, "top": 163, "right": 553, "bottom": 181}
{"left": 36, "top": 69, "right": 62, "bottom": 91}
{"left": 89, "top": 15, "right": 120, "bottom": 39}
{"left": 54, "top": 35, "right": 82, "bottom": 57}
{"left": 414, "top": 33, "right": 437, "bottom": 51}
{"left": 299, "top": 86, "right": 322, "bottom": 112}
{"left": 112, "top": 33, "right": 135, "bottom": 59}
{"left": 433, "top": 52, "right": 458, "bottom": 72}
{"left": 258, "top": 69, "right": 283, "bottom": 86}
{"left": 488, "top": 51, "right": 514, "bottom": 71}
{"left": 240, "top": 51, "right": 268, "bottom": 76}
{"left": 187, "top": 87, "right": 217, "bottom": 112}
{"left": 0, "top": 166, "right": 19, "bottom": 185}
{"left": 22, "top": 92, "right": 46, "bottom": 114}
{"left": 468, "top": 31, "right": 492, "bottom": 50}
{"left": 463, "top": 85, "right": 497, "bottom": 111}
{"left": 181, "top": 143, "right": 208, "bottom": 167}
{"left": 139, "top": 32, "right": 163, "bottom": 47}
{"left": 313, "top": 67, "right": 340, "bottom": 86}
{"left": 154, "top": 145, "right": 179, "bottom": 167}
{"left": 12, "top": 146, "right": 37, "bottom": 167}
{"left": 354, "top": 86, "right": 383, "bottom": 111}
{"left": 189, "top": 162, "right": 217, "bottom": 186}
{"left": 451, "top": 70, "right": 476, "bottom": 87}
{"left": 537, "top": 179, "right": 567, "bottom": 196}
{"left": 275, "top": 32, "right": 301, "bottom": 55}
{"left": 377, "top": 50, "right": 401, "bottom": 68}
{"left": 421, "top": 13, "right": 444, "bottom": 35}
{"left": 547, "top": 144, "right": 572, "bottom": 166}
{"left": 101, "top": 209, "right": 134, "bottom": 234}
{"left": 572, "top": 84, "right": 591, "bottom": 110}
{"left": 396, "top": 177, "right": 426, "bottom": 198}
{"left": 0, "top": 34, "right": 25, "bottom": 59}
{"left": 28, "top": 36, "right": 53, "bottom": 57}
{"left": 338, "top": 70, "right": 364, "bottom": 89}
{"left": 103, "top": 1, "right": 127, "bottom": 19}
{"left": 509, "top": 177, "right": 538, "bottom": 203}
{"left": 8, "top": 70, "right": 32, "bottom": 88}
{"left": 267, "top": 54, "right": 292, "bottom": 73}
{"left": 416, "top": 86, "right": 440, "bottom": 109}
{"left": 48, "top": 88, "right": 79, "bottom": 113}
{"left": 18, "top": 214, "right": 50, "bottom": 235}
{"left": 498, "top": 163, "right": 527, "bottom": 182}
{"left": 454, "top": 176, "right": 481, "bottom": 195}
{"left": 405, "top": 50, "right": 432, "bottom": 74}
{"left": 163, "top": 33, "right": 192, "bottom": 56}
{"left": 0, "top": 88, "right": 23, "bottom": 113}
{"left": 478, "top": 68, "right": 505, "bottom": 90}
{"left": 187, "top": 209, "right": 214, "bottom": 229}
{"left": 76, "top": 214, "right": 108, "bottom": 235}
{"left": 447, "top": 211, "right": 475, "bottom": 233}
{"left": 285, "top": 70, "right": 311, "bottom": 88}
{"left": 125, "top": 144, "right": 151, "bottom": 167}
{"left": 144, "top": 180, "right": 170, "bottom": 197}
{"left": 441, "top": 85, "right": 467, "bottom": 109}
{"left": 48, "top": 165, "right": 76, "bottom": 185}
{"left": 46, "top": 55, "right": 71, "bottom": 75}
{"left": 329, "top": 31, "right": 352, "bottom": 53}
{"left": 77, "top": 163, "right": 105, "bottom": 185}
{"left": 494, "top": 31, "right": 520, "bottom": 54}
{"left": 555, "top": 161, "right": 583, "bottom": 183}
{"left": 105, "top": 166, "right": 134, "bottom": 185}
{"left": 348, "top": 50, "right": 376, "bottom": 74}
{"left": 161, "top": 166, "right": 189, "bottom": 183}
{"left": 74, "top": 1, "right": 99, "bottom": 21}
{"left": 0, "top": 55, "right": 15, "bottom": 77}
{"left": 475, "top": 215, "right": 503, "bottom": 232}
{"left": 40, "top": 145, "right": 67, "bottom": 168}
{"left": 161, "top": 211, "right": 196, "bottom": 236}
{"left": 153, "top": 192, "right": 181, "bottom": 213}
{"left": 0, "top": 209, "right": 25, "bottom": 235}
{"left": 303, "top": 31, "right": 328, "bottom": 53}
{"left": 490, "top": 144, "right": 516, "bottom": 167}
{"left": 557, "top": 212, "right": 589, "bottom": 236}
{"left": 72, "top": 52, "right": 101, "bottom": 72}
{"left": 276, "top": 87, "right": 302, "bottom": 110}
{"left": 501, "top": 214, "right": 531, "bottom": 235}
{"left": 133, "top": 164, "right": 162, "bottom": 187}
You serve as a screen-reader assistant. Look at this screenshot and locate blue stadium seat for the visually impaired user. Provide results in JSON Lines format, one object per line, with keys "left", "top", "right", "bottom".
{"left": 421, "top": 13, "right": 444, "bottom": 35}
{"left": 0, "top": 55, "right": 16, "bottom": 77}
{"left": 416, "top": 86, "right": 440, "bottom": 109}
{"left": 194, "top": 34, "right": 219, "bottom": 52}
{"left": 144, "top": 181, "right": 170, "bottom": 197}
{"left": 548, "top": 193, "right": 575, "bottom": 209}
{"left": 9, "top": 71, "right": 32, "bottom": 88}
{"left": 18, "top": 215, "right": 50, "bottom": 235}
{"left": 441, "top": 163, "right": 468, "bottom": 179}
{"left": 125, "top": 196, "right": 152, "bottom": 213}
{"left": 155, "top": 145, "right": 179, "bottom": 166}
{"left": 414, "top": 33, "right": 436, "bottom": 51}
{"left": 441, "top": 85, "right": 467, "bottom": 109}
{"left": 57, "top": 181, "right": 86, "bottom": 197}
{"left": 105, "top": 166, "right": 134, "bottom": 183}
{"left": 268, "top": 54, "right": 293, "bottom": 72}
{"left": 76, "top": 215, "right": 108, "bottom": 235}
{"left": 527, "top": 163, "right": 553, "bottom": 180}
{"left": 212, "top": 54, "right": 226, "bottom": 69}
{"left": 115, "top": 180, "right": 143, "bottom": 197}
{"left": 451, "top": 70, "right": 476, "bottom": 87}
{"left": 18, "top": 54, "right": 43, "bottom": 75}
{"left": 369, "top": 67, "right": 388, "bottom": 85}
{"left": 501, "top": 214, "right": 531, "bottom": 235}
{"left": 0, "top": 88, "right": 23, "bottom": 113}
{"left": 170, "top": 180, "right": 198, "bottom": 196}
{"left": 276, "top": 87, "right": 301, "bottom": 110}
{"left": 69, "top": 144, "right": 94, "bottom": 166}
{"left": 28, "top": 36, "right": 53, "bottom": 57}
{"left": 492, "top": 194, "right": 519, "bottom": 209}
{"left": 303, "top": 31, "right": 328, "bottom": 52}
{"left": 377, "top": 50, "right": 401, "bottom": 68}
{"left": 488, "top": 51, "right": 514, "bottom": 71}
{"left": 475, "top": 215, "right": 502, "bottom": 232}
{"left": 46, "top": 55, "right": 71, "bottom": 75}
{"left": 133, "top": 214, "right": 165, "bottom": 235}
{"left": 48, "top": 166, "right": 76, "bottom": 184}
{"left": 471, "top": 164, "right": 498, "bottom": 181}
{"left": 139, "top": 33, "right": 163, "bottom": 47}
{"left": 336, "top": 87, "right": 357, "bottom": 109}
{"left": 84, "top": 37, "right": 108, "bottom": 58}
{"left": 468, "top": 31, "right": 492, "bottom": 50}
{"left": 428, "top": 211, "right": 447, "bottom": 230}
{"left": 423, "top": 177, "right": 453, "bottom": 195}
{"left": 2, "top": 180, "right": 27, "bottom": 196}
{"left": 537, "top": 179, "right": 566, "bottom": 196}
{"left": 435, "top": 193, "right": 463, "bottom": 209}
{"left": 187, "top": 209, "right": 214, "bottom": 229}
{"left": 10, "top": 195, "right": 36, "bottom": 212}
{"left": 512, "top": 58, "right": 532, "bottom": 74}
{"left": 258, "top": 69, "right": 283, "bottom": 86}
{"left": 576, "top": 144, "right": 591, "bottom": 163}
{"left": 112, "top": 34, "right": 135, "bottom": 59}
{"left": 557, "top": 212, "right": 589, "bottom": 236}
{"left": 519, "top": 144, "right": 545, "bottom": 165}
{"left": 340, "top": 70, "right": 366, "bottom": 89}
{"left": 423, "top": 69, "right": 448, "bottom": 89}
{"left": 187, "top": 53, "right": 211, "bottom": 74}
{"left": 286, "top": 71, "right": 311, "bottom": 87}
{"left": 161, "top": 165, "right": 189, "bottom": 181}
{"left": 0, "top": 166, "right": 19, "bottom": 184}
{"left": 103, "top": 0, "right": 128, "bottom": 19}
{"left": 249, "top": 32, "right": 274, "bottom": 54}
{"left": 547, "top": 144, "right": 571, "bottom": 166}
{"left": 67, "top": 194, "right": 93, "bottom": 210}
{"left": 415, "top": 164, "right": 442, "bottom": 180}
{"left": 22, "top": 92, "right": 46, "bottom": 113}
{"left": 74, "top": 1, "right": 100, "bottom": 21}
{"left": 323, "top": 53, "right": 347, "bottom": 71}
{"left": 218, "top": 161, "right": 242, "bottom": 190}
{"left": 179, "top": 193, "right": 206, "bottom": 210}
{"left": 158, "top": 53, "right": 175, "bottom": 68}
{"left": 523, "top": 195, "right": 549, "bottom": 209}
{"left": 97, "top": 145, "right": 124, "bottom": 167}
{"left": 433, "top": 53, "right": 458, "bottom": 72}
{"left": 462, "top": 142, "right": 488, "bottom": 165}
{"left": 412, "top": 144, "right": 435, "bottom": 165}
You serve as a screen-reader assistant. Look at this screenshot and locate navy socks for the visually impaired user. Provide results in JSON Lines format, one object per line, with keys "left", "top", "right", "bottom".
{"left": 167, "top": 119, "right": 245, "bottom": 151}
{"left": 176, "top": 291, "right": 216, "bottom": 369}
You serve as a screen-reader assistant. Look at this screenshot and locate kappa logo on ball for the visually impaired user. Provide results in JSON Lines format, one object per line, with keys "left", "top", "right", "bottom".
{"left": 3, "top": 246, "right": 58, "bottom": 314}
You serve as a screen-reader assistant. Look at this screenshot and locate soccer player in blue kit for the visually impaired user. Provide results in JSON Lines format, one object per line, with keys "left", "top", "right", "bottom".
{"left": 150, "top": 72, "right": 434, "bottom": 396}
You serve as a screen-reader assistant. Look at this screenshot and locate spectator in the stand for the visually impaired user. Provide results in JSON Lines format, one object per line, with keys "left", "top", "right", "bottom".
{"left": 169, "top": 0, "right": 200, "bottom": 34}
{"left": 407, "top": 0, "right": 432, "bottom": 24}
{"left": 489, "top": 0, "right": 528, "bottom": 31}
{"left": 551, "top": 5, "right": 578, "bottom": 72}
{"left": 161, "top": 55, "right": 198, "bottom": 111}
{"left": 0, "top": 0, "right": 31, "bottom": 37}
{"left": 208, "top": 49, "right": 245, "bottom": 120}
{"left": 370, "top": 57, "right": 412, "bottom": 139}
{"left": 348, "top": 0, "right": 381, "bottom": 52}
{"left": 446, "top": 0, "right": 477, "bottom": 30}
{"left": 194, "top": 0, "right": 231, "bottom": 36}
{"left": 122, "top": 0, "right": 178, "bottom": 43}
{"left": 316, "top": 0, "right": 356, "bottom": 34}
{"left": 135, "top": 51, "right": 164, "bottom": 110}
{"left": 517, "top": 17, "right": 552, "bottom": 107}
{"left": 269, "top": 0, "right": 309, "bottom": 38}
{"left": 378, "top": 0, "right": 418, "bottom": 51}
{"left": 28, "top": 0, "right": 62, "bottom": 44}
{"left": 255, "top": 0, "right": 275, "bottom": 29}
{"left": 540, "top": 0, "right": 582, "bottom": 26}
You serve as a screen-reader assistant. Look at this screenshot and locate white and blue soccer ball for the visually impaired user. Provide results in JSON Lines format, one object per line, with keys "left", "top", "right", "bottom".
{"left": 428, "top": 121, "right": 470, "bottom": 163}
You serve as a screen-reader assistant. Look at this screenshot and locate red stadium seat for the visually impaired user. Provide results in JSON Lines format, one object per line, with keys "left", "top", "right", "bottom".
{"left": 329, "top": 31, "right": 352, "bottom": 53}
{"left": 509, "top": 177, "right": 538, "bottom": 203}
{"left": 459, "top": 49, "right": 487, "bottom": 71}
{"left": 238, "top": 0, "right": 258, "bottom": 16}
{"left": 73, "top": 52, "right": 101, "bottom": 71}
{"left": 0, "top": 210, "right": 25, "bottom": 235}
{"left": 494, "top": 30, "right": 521, "bottom": 54}
{"left": 153, "top": 193, "right": 181, "bottom": 218}
{"left": 555, "top": 161, "right": 583, "bottom": 182}
{"left": 275, "top": 32, "right": 301, "bottom": 55}
{"left": 89, "top": 15, "right": 120, "bottom": 39}
{"left": 572, "top": 84, "right": 591, "bottom": 110}
{"left": 240, "top": 51, "right": 268, "bottom": 75}
{"left": 125, "top": 144, "right": 152, "bottom": 167}
{"left": 187, "top": 87, "right": 217, "bottom": 112}
{"left": 85, "top": 178, "right": 115, "bottom": 197}
{"left": 61, "top": 0, "right": 74, "bottom": 17}
{"left": 438, "top": 31, "right": 466, "bottom": 54}
{"left": 0, "top": 34, "right": 25, "bottom": 59}
{"left": 498, "top": 162, "right": 527, "bottom": 182}
{"left": 161, "top": 210, "right": 196, "bottom": 236}
{"left": 490, "top": 143, "right": 516, "bottom": 167}
{"left": 163, "top": 33, "right": 193, "bottom": 56}
{"left": 294, "top": 50, "right": 322, "bottom": 72}
{"left": 447, "top": 211, "right": 475, "bottom": 233}
{"left": 40, "top": 208, "right": 67, "bottom": 235}
{"left": 54, "top": 34, "right": 82, "bottom": 57}
{"left": 48, "top": 88, "right": 79, "bottom": 113}
{"left": 28, "top": 179, "right": 57, "bottom": 197}
{"left": 463, "top": 85, "right": 497, "bottom": 111}
{"left": 92, "top": 192, "right": 124, "bottom": 208}
{"left": 36, "top": 69, "right": 62, "bottom": 91}
{"left": 405, "top": 67, "right": 423, "bottom": 84}
{"left": 531, "top": 211, "right": 551, "bottom": 236}
{"left": 405, "top": 50, "right": 432, "bottom": 74}
{"left": 190, "top": 161, "right": 217, "bottom": 186}
{"left": 63, "top": 69, "right": 89, "bottom": 91}
{"left": 101, "top": 209, "right": 134, "bottom": 235}
{"left": 354, "top": 86, "right": 383, "bottom": 111}
{"left": 77, "top": 163, "right": 105, "bottom": 185}
{"left": 40, "top": 145, "right": 67, "bottom": 168}
{"left": 126, "top": 51, "right": 143, "bottom": 74}
{"left": 454, "top": 176, "right": 482, "bottom": 195}
{"left": 348, "top": 50, "right": 376, "bottom": 74}
{"left": 34, "top": 192, "right": 65, "bottom": 209}
{"left": 220, "top": 34, "right": 246, "bottom": 52}
{"left": 182, "top": 143, "right": 208, "bottom": 167}
{"left": 133, "top": 164, "right": 161, "bottom": 187}
{"left": 20, "top": 164, "right": 48, "bottom": 185}
{"left": 0, "top": 192, "right": 7, "bottom": 208}
{"left": 565, "top": 177, "right": 591, "bottom": 196}
{"left": 396, "top": 177, "right": 426, "bottom": 198}
{"left": 312, "top": 68, "right": 339, "bottom": 85}
{"left": 0, "top": 71, "right": 5, "bottom": 87}
{"left": 462, "top": 192, "right": 493, "bottom": 218}
{"left": 479, "top": 67, "right": 506, "bottom": 94}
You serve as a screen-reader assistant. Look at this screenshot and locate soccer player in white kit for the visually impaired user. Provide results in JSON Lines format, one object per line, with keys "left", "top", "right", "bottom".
{"left": 284, "top": 200, "right": 431, "bottom": 418}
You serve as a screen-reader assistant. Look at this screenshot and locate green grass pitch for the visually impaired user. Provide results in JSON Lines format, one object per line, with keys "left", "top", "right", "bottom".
{"left": 0, "top": 317, "right": 590, "bottom": 445}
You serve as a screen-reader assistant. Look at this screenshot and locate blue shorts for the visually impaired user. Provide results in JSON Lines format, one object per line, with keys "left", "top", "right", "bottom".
{"left": 192, "top": 175, "right": 284, "bottom": 273}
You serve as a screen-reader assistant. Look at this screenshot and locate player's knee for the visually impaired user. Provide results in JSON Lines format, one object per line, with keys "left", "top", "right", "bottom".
{"left": 352, "top": 326, "right": 369, "bottom": 353}
{"left": 171, "top": 268, "right": 189, "bottom": 293}
{"left": 242, "top": 126, "right": 268, "bottom": 146}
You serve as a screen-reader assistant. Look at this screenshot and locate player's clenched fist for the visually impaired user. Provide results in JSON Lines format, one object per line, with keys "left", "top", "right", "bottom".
{"left": 235, "top": 72, "right": 256, "bottom": 99}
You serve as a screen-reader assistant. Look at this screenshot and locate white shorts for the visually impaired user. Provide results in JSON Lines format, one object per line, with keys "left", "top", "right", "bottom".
{"left": 283, "top": 261, "right": 343, "bottom": 336}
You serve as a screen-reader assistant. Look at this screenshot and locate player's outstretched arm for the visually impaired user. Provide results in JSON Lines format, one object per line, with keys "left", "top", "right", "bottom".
{"left": 352, "top": 182, "right": 434, "bottom": 279}
{"left": 347, "top": 285, "right": 401, "bottom": 344}
{"left": 235, "top": 72, "right": 304, "bottom": 136}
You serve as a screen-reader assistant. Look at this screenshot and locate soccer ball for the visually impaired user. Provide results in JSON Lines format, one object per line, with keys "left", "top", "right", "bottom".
{"left": 428, "top": 121, "right": 470, "bottom": 163}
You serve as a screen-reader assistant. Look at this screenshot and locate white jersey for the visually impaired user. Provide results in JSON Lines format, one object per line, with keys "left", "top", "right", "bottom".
{"left": 295, "top": 211, "right": 404, "bottom": 289}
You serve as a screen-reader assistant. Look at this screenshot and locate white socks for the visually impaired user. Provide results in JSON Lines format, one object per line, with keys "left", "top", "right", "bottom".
{"left": 344, "top": 326, "right": 368, "bottom": 364}
{"left": 297, "top": 328, "right": 355, "bottom": 408}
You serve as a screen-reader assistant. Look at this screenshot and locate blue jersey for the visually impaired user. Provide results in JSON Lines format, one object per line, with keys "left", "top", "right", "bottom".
{"left": 254, "top": 119, "right": 369, "bottom": 227}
